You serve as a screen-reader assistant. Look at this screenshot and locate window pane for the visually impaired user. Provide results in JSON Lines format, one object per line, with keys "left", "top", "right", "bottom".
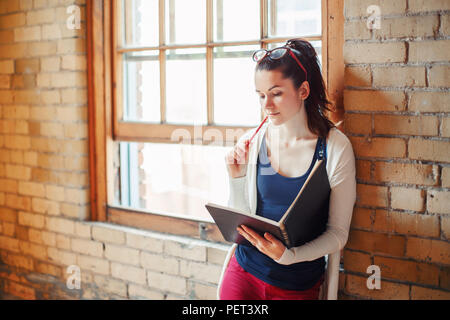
{"left": 267, "top": 41, "right": 285, "bottom": 49}
{"left": 165, "top": 0, "right": 206, "bottom": 45}
{"left": 123, "top": 50, "right": 160, "bottom": 122}
{"left": 213, "top": 45, "right": 261, "bottom": 126}
{"left": 268, "top": 0, "right": 321, "bottom": 38}
{"left": 122, "top": 0, "right": 159, "bottom": 47}
{"left": 213, "top": 0, "right": 260, "bottom": 42}
{"left": 310, "top": 40, "right": 322, "bottom": 70}
{"left": 114, "top": 141, "right": 231, "bottom": 221}
{"left": 166, "top": 48, "right": 207, "bottom": 125}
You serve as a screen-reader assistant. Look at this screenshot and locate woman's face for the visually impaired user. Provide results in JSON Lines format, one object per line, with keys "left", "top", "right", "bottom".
{"left": 254, "top": 69, "right": 308, "bottom": 126}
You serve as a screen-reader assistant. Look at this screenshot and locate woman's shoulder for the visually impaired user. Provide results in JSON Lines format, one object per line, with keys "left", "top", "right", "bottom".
{"left": 325, "top": 127, "right": 356, "bottom": 187}
{"left": 326, "top": 127, "right": 352, "bottom": 148}
{"left": 326, "top": 127, "right": 354, "bottom": 159}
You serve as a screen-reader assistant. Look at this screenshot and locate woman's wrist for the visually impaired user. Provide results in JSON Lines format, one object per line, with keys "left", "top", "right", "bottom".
{"left": 275, "top": 247, "right": 295, "bottom": 265}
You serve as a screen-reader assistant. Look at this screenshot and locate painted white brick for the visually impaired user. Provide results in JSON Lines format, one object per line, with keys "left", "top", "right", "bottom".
{"left": 104, "top": 244, "right": 140, "bottom": 266}
{"left": 140, "top": 251, "right": 179, "bottom": 275}
{"left": 164, "top": 240, "right": 206, "bottom": 262}
{"left": 110, "top": 262, "right": 146, "bottom": 284}
{"left": 147, "top": 271, "right": 187, "bottom": 296}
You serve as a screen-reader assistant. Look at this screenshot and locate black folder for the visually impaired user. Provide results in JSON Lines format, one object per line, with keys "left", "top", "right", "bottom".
{"left": 205, "top": 159, "right": 330, "bottom": 249}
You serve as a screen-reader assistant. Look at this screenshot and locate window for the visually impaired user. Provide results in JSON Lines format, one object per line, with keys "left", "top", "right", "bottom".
{"left": 87, "top": 0, "right": 344, "bottom": 241}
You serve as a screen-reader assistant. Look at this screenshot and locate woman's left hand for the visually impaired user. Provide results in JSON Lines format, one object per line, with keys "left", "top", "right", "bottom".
{"left": 237, "top": 225, "right": 286, "bottom": 261}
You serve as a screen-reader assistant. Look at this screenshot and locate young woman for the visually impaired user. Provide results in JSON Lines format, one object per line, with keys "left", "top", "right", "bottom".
{"left": 218, "top": 39, "right": 357, "bottom": 300}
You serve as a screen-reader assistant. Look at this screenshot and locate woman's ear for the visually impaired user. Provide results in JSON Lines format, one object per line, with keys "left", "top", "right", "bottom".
{"left": 298, "top": 81, "right": 310, "bottom": 100}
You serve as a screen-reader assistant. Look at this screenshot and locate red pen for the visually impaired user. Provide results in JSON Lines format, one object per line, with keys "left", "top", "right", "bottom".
{"left": 246, "top": 115, "right": 269, "bottom": 147}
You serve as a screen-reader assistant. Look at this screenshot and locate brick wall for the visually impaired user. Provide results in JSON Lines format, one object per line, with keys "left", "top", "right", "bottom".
{"left": 342, "top": 0, "right": 450, "bottom": 299}
{"left": 0, "top": 0, "right": 228, "bottom": 300}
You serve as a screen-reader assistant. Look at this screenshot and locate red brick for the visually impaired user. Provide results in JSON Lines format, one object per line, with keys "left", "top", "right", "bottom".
{"left": 356, "top": 160, "right": 371, "bottom": 181}
{"left": 343, "top": 113, "right": 372, "bottom": 135}
{"left": 347, "top": 230, "right": 406, "bottom": 257}
{"left": 0, "top": 13, "right": 26, "bottom": 28}
{"left": 350, "top": 207, "right": 374, "bottom": 230}
{"left": 349, "top": 136, "right": 406, "bottom": 159}
{"left": 344, "top": 42, "right": 406, "bottom": 64}
{"left": 0, "top": 207, "right": 17, "bottom": 223}
{"left": 0, "top": 178, "right": 18, "bottom": 193}
{"left": 5, "top": 194, "right": 31, "bottom": 211}
{"left": 372, "top": 210, "right": 440, "bottom": 238}
{"left": 0, "top": 251, "right": 33, "bottom": 270}
{"left": 0, "top": 235, "right": 20, "bottom": 253}
{"left": 2, "top": 222, "right": 15, "bottom": 237}
{"left": 344, "top": 90, "right": 406, "bottom": 112}
{"left": 18, "top": 240, "right": 47, "bottom": 260}
{"left": 409, "top": 138, "right": 450, "bottom": 163}
{"left": 356, "top": 184, "right": 388, "bottom": 208}
{"left": 374, "top": 256, "right": 439, "bottom": 286}
{"left": 0, "top": 75, "right": 10, "bottom": 88}
{"left": 4, "top": 280, "right": 36, "bottom": 299}
{"left": 35, "top": 261, "right": 62, "bottom": 278}
{"left": 0, "top": 60, "right": 14, "bottom": 74}
{"left": 442, "top": 216, "right": 450, "bottom": 241}
{"left": 373, "top": 162, "right": 438, "bottom": 186}
{"left": 374, "top": 114, "right": 438, "bottom": 136}
{"left": 410, "top": 286, "right": 450, "bottom": 300}
{"left": 343, "top": 250, "right": 372, "bottom": 273}
{"left": 406, "top": 238, "right": 450, "bottom": 264}
{"left": 0, "top": 44, "right": 27, "bottom": 59}
{"left": 345, "top": 273, "right": 409, "bottom": 300}
{"left": 0, "top": 29, "right": 14, "bottom": 44}
{"left": 0, "top": 0, "right": 20, "bottom": 14}
{"left": 344, "top": 66, "right": 371, "bottom": 87}
{"left": 439, "top": 266, "right": 450, "bottom": 290}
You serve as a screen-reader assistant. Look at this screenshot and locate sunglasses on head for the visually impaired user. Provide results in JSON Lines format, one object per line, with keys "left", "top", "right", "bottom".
{"left": 252, "top": 46, "right": 308, "bottom": 80}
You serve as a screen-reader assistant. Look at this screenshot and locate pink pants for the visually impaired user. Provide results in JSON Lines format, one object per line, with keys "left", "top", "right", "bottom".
{"left": 220, "top": 255, "right": 323, "bottom": 300}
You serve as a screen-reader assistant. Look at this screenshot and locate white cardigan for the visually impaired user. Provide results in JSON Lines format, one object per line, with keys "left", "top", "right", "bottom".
{"left": 217, "top": 122, "right": 357, "bottom": 300}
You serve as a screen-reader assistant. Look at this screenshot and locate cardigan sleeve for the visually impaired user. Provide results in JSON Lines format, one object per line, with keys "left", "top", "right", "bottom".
{"left": 225, "top": 128, "right": 256, "bottom": 213}
{"left": 275, "top": 140, "right": 357, "bottom": 265}
{"left": 227, "top": 176, "right": 251, "bottom": 212}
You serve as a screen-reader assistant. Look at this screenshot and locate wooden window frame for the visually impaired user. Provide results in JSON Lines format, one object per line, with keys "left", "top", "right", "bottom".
{"left": 87, "top": 0, "right": 344, "bottom": 242}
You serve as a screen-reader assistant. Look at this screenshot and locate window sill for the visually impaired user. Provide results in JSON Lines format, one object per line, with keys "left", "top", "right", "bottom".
{"left": 106, "top": 205, "right": 226, "bottom": 244}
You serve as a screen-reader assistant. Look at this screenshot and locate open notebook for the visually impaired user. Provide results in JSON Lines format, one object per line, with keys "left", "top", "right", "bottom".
{"left": 205, "top": 159, "right": 331, "bottom": 249}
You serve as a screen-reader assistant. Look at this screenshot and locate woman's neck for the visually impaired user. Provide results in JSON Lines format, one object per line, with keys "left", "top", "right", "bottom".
{"left": 267, "top": 106, "right": 317, "bottom": 148}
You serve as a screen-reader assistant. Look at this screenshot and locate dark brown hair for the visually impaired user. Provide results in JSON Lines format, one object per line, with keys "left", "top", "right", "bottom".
{"left": 255, "top": 38, "right": 335, "bottom": 139}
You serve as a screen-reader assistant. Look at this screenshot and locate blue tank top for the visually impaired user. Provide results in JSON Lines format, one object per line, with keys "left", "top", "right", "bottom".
{"left": 235, "top": 134, "right": 327, "bottom": 291}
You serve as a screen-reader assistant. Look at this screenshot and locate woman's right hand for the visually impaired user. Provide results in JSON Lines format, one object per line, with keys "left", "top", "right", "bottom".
{"left": 225, "top": 139, "right": 250, "bottom": 178}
